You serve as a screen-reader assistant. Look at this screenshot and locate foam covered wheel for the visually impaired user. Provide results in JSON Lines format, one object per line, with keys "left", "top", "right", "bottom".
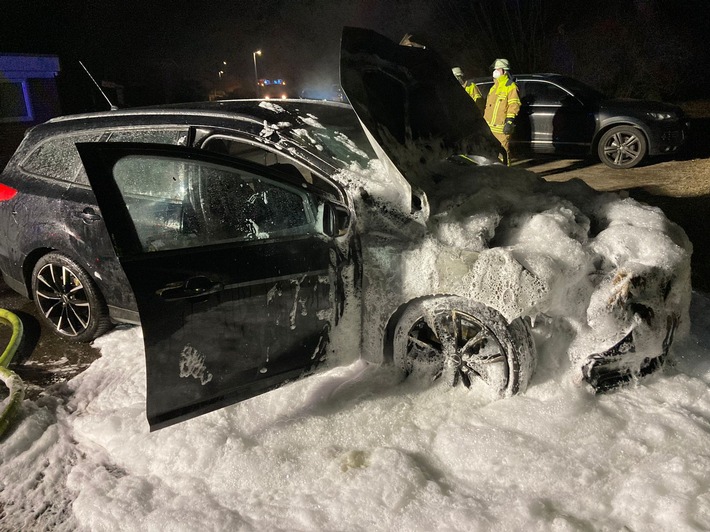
{"left": 393, "top": 297, "right": 535, "bottom": 396}
{"left": 31, "top": 252, "right": 112, "bottom": 342}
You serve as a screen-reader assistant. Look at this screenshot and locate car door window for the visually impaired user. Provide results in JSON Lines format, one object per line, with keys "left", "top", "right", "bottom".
{"left": 106, "top": 128, "right": 189, "bottom": 145}
{"left": 474, "top": 81, "right": 493, "bottom": 99}
{"left": 112, "top": 154, "right": 319, "bottom": 252}
{"left": 20, "top": 132, "right": 103, "bottom": 182}
{"left": 203, "top": 135, "right": 315, "bottom": 183}
{"left": 201, "top": 135, "right": 344, "bottom": 202}
{"left": 523, "top": 81, "right": 570, "bottom": 106}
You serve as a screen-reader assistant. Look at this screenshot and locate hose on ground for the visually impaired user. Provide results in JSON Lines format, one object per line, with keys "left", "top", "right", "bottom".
{"left": 0, "top": 308, "right": 25, "bottom": 437}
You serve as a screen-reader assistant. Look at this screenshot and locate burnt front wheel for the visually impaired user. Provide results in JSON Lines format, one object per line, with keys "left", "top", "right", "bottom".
{"left": 393, "top": 297, "right": 536, "bottom": 396}
{"left": 32, "top": 252, "right": 112, "bottom": 342}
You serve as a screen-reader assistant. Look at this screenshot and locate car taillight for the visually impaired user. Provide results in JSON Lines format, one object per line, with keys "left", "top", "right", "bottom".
{"left": 0, "top": 183, "right": 17, "bottom": 201}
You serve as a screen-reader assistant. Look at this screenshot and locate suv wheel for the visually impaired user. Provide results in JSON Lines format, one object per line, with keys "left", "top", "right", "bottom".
{"left": 31, "top": 252, "right": 112, "bottom": 342}
{"left": 597, "top": 125, "right": 647, "bottom": 169}
{"left": 392, "top": 297, "right": 536, "bottom": 396}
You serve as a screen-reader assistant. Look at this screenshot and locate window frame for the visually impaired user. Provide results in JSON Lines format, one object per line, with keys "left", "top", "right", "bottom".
{"left": 0, "top": 80, "right": 33, "bottom": 123}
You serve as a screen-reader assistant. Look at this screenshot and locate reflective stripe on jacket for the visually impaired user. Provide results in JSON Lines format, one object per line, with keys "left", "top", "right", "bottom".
{"left": 483, "top": 73, "right": 521, "bottom": 134}
{"left": 465, "top": 82, "right": 485, "bottom": 113}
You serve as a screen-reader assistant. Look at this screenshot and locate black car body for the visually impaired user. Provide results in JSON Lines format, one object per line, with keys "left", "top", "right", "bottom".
{"left": 0, "top": 28, "right": 691, "bottom": 430}
{"left": 0, "top": 100, "right": 374, "bottom": 338}
{"left": 473, "top": 74, "right": 689, "bottom": 168}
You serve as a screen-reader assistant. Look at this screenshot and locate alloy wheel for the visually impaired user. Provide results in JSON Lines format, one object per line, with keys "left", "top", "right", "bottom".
{"left": 35, "top": 262, "right": 92, "bottom": 338}
{"left": 598, "top": 125, "right": 647, "bottom": 169}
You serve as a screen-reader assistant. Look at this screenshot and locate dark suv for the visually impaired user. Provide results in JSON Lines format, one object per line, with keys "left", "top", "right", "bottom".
{"left": 473, "top": 74, "right": 689, "bottom": 168}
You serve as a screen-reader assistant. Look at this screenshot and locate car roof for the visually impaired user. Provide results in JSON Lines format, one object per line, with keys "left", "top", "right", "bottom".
{"left": 18, "top": 99, "right": 376, "bottom": 174}
{"left": 43, "top": 98, "right": 351, "bottom": 128}
{"left": 471, "top": 73, "right": 569, "bottom": 83}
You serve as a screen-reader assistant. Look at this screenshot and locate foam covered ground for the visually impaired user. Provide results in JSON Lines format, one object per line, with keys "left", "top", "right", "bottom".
{"left": 1, "top": 291, "right": 710, "bottom": 531}
{"left": 0, "top": 104, "right": 701, "bottom": 530}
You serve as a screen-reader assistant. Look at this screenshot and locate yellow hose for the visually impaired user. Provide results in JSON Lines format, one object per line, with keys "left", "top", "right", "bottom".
{"left": 0, "top": 309, "right": 25, "bottom": 437}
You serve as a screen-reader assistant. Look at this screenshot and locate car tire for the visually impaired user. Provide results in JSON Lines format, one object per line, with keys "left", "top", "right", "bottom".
{"left": 597, "top": 125, "right": 647, "bottom": 169}
{"left": 392, "top": 296, "right": 536, "bottom": 396}
{"left": 31, "top": 252, "right": 112, "bottom": 342}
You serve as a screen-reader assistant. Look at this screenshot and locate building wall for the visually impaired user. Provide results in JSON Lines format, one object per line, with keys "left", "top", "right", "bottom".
{"left": 0, "top": 54, "right": 62, "bottom": 169}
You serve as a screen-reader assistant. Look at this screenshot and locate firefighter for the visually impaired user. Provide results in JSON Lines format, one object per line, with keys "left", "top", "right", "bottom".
{"left": 452, "top": 66, "right": 484, "bottom": 114}
{"left": 483, "top": 58, "right": 520, "bottom": 165}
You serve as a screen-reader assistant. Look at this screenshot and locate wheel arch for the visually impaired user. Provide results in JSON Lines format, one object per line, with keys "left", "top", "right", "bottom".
{"left": 384, "top": 294, "right": 537, "bottom": 395}
{"left": 21, "top": 247, "right": 55, "bottom": 295}
{"left": 27, "top": 249, "right": 113, "bottom": 341}
{"left": 592, "top": 120, "right": 650, "bottom": 153}
{"left": 22, "top": 247, "right": 110, "bottom": 307}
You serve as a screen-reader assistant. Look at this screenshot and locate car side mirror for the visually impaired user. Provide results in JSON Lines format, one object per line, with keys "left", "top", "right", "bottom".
{"left": 322, "top": 201, "right": 350, "bottom": 237}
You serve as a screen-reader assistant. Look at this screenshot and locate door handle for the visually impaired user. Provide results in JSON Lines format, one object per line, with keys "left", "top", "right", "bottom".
{"left": 76, "top": 207, "right": 102, "bottom": 223}
{"left": 156, "top": 277, "right": 224, "bottom": 301}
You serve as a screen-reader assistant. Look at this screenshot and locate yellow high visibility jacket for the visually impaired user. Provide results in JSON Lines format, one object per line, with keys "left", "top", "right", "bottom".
{"left": 464, "top": 82, "right": 485, "bottom": 113}
{"left": 483, "top": 73, "right": 521, "bottom": 134}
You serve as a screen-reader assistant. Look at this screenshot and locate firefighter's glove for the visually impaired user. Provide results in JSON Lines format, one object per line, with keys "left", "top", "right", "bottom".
{"left": 503, "top": 118, "right": 515, "bottom": 135}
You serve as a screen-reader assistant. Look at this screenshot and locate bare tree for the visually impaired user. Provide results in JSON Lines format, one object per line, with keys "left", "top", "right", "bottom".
{"left": 429, "top": 0, "right": 549, "bottom": 75}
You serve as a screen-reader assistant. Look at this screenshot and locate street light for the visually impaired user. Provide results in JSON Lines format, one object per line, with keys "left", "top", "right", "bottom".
{"left": 253, "top": 50, "right": 262, "bottom": 97}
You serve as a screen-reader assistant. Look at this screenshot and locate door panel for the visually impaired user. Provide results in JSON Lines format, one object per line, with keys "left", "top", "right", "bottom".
{"left": 77, "top": 142, "right": 347, "bottom": 430}
{"left": 520, "top": 80, "right": 595, "bottom": 154}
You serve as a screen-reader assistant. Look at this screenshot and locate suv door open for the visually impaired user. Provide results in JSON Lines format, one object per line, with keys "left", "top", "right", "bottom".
{"left": 77, "top": 142, "right": 352, "bottom": 430}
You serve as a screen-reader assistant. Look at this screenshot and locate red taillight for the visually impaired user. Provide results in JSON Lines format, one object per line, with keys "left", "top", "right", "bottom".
{"left": 0, "top": 183, "right": 18, "bottom": 201}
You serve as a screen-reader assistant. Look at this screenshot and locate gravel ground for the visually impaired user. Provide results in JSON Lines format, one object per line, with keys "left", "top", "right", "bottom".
{"left": 521, "top": 109, "right": 710, "bottom": 291}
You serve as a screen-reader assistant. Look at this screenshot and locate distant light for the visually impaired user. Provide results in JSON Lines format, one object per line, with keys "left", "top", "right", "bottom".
{"left": 281, "top": 94, "right": 287, "bottom": 99}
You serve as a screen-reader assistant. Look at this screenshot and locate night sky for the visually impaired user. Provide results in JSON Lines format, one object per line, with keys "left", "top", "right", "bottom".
{"left": 4, "top": 0, "right": 709, "bottom": 109}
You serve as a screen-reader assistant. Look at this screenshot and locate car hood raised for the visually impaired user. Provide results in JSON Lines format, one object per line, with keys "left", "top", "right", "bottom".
{"left": 339, "top": 27, "right": 501, "bottom": 193}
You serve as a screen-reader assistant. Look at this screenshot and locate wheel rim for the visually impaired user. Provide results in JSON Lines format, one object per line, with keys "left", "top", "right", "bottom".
{"left": 35, "top": 263, "right": 92, "bottom": 337}
{"left": 602, "top": 131, "right": 642, "bottom": 167}
{"left": 404, "top": 309, "right": 509, "bottom": 394}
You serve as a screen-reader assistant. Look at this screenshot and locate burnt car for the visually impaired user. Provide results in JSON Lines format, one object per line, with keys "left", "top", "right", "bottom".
{"left": 0, "top": 28, "right": 691, "bottom": 430}
{"left": 473, "top": 74, "right": 689, "bottom": 169}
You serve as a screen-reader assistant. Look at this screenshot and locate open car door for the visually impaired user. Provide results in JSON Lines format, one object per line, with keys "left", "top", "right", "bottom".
{"left": 340, "top": 26, "right": 502, "bottom": 190}
{"left": 77, "top": 142, "right": 350, "bottom": 430}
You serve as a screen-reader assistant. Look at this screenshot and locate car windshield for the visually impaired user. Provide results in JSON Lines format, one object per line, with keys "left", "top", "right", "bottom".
{"left": 275, "top": 103, "right": 378, "bottom": 172}
{"left": 166, "top": 100, "right": 379, "bottom": 173}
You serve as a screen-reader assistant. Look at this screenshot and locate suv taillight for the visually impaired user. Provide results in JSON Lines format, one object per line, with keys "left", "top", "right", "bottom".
{"left": 0, "top": 183, "right": 17, "bottom": 201}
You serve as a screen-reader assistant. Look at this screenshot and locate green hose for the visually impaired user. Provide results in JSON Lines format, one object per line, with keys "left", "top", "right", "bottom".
{"left": 0, "top": 309, "right": 25, "bottom": 437}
